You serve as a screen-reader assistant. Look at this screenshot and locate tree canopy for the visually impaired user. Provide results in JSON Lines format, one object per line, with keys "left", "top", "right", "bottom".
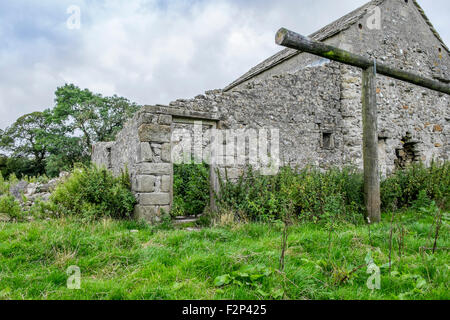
{"left": 0, "top": 84, "right": 140, "bottom": 178}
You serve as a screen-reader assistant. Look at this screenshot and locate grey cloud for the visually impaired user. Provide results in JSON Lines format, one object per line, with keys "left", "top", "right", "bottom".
{"left": 0, "top": 0, "right": 448, "bottom": 129}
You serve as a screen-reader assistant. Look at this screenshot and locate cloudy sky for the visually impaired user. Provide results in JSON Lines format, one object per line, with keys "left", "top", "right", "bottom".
{"left": 0, "top": 0, "right": 449, "bottom": 129}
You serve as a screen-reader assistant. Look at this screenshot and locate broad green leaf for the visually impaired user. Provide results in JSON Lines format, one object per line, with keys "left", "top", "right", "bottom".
{"left": 214, "top": 274, "right": 232, "bottom": 287}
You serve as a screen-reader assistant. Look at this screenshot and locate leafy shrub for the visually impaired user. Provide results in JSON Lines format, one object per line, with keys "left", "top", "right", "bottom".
{"left": 0, "top": 173, "right": 9, "bottom": 195}
{"left": 381, "top": 161, "right": 449, "bottom": 211}
{"left": 0, "top": 194, "right": 22, "bottom": 219}
{"left": 215, "top": 162, "right": 449, "bottom": 224}
{"left": 215, "top": 166, "right": 364, "bottom": 223}
{"left": 28, "top": 198, "right": 58, "bottom": 219}
{"left": 50, "top": 164, "right": 136, "bottom": 220}
{"left": 23, "top": 174, "right": 50, "bottom": 185}
{"left": 172, "top": 162, "right": 210, "bottom": 217}
{"left": 0, "top": 156, "right": 44, "bottom": 180}
{"left": 0, "top": 173, "right": 20, "bottom": 197}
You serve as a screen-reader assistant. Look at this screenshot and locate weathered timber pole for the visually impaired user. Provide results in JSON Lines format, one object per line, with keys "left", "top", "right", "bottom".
{"left": 362, "top": 66, "right": 381, "bottom": 223}
{"left": 275, "top": 28, "right": 450, "bottom": 95}
{"left": 275, "top": 27, "right": 450, "bottom": 224}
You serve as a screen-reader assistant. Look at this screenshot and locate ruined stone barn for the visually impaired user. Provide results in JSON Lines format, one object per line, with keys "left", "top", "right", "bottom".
{"left": 93, "top": 0, "right": 449, "bottom": 222}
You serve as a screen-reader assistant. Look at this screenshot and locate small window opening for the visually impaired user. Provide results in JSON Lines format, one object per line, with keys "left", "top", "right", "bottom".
{"left": 322, "top": 132, "right": 333, "bottom": 149}
{"left": 106, "top": 147, "right": 112, "bottom": 169}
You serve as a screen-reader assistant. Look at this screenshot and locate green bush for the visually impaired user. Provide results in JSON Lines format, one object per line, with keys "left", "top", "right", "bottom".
{"left": 28, "top": 198, "right": 58, "bottom": 219}
{"left": 215, "top": 162, "right": 449, "bottom": 224}
{"left": 0, "top": 173, "right": 9, "bottom": 195}
{"left": 0, "top": 194, "right": 22, "bottom": 219}
{"left": 215, "top": 166, "right": 364, "bottom": 223}
{"left": 381, "top": 161, "right": 449, "bottom": 211}
{"left": 172, "top": 162, "right": 210, "bottom": 216}
{"left": 50, "top": 164, "right": 136, "bottom": 220}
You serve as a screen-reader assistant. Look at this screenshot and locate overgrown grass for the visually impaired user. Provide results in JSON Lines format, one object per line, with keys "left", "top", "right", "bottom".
{"left": 0, "top": 162, "right": 448, "bottom": 300}
{"left": 0, "top": 206, "right": 448, "bottom": 300}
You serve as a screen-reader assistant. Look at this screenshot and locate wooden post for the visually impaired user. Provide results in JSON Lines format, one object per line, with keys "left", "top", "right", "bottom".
{"left": 362, "top": 66, "right": 381, "bottom": 223}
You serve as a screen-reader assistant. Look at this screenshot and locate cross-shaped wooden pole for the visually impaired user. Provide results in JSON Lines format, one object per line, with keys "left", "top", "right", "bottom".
{"left": 275, "top": 28, "right": 450, "bottom": 223}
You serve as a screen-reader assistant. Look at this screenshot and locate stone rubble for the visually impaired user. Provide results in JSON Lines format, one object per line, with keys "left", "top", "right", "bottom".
{"left": 8, "top": 172, "right": 70, "bottom": 210}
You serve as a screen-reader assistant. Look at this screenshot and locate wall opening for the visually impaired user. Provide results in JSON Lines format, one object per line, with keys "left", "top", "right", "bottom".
{"left": 322, "top": 132, "right": 334, "bottom": 149}
{"left": 106, "top": 147, "right": 112, "bottom": 169}
{"left": 394, "top": 134, "right": 420, "bottom": 169}
{"left": 171, "top": 117, "right": 218, "bottom": 218}
{"left": 172, "top": 162, "right": 210, "bottom": 218}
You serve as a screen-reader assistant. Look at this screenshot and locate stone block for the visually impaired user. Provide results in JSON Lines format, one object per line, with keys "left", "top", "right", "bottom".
{"left": 159, "top": 115, "right": 173, "bottom": 125}
{"left": 133, "top": 175, "right": 156, "bottom": 192}
{"left": 160, "top": 206, "right": 171, "bottom": 215}
{"left": 225, "top": 168, "right": 243, "bottom": 180}
{"left": 134, "top": 205, "right": 159, "bottom": 223}
{"left": 136, "top": 112, "right": 156, "bottom": 127}
{"left": 139, "top": 193, "right": 170, "bottom": 205}
{"left": 161, "top": 143, "right": 171, "bottom": 163}
{"left": 139, "top": 124, "right": 171, "bottom": 143}
{"left": 138, "top": 163, "right": 172, "bottom": 175}
{"left": 139, "top": 142, "right": 153, "bottom": 162}
{"left": 161, "top": 175, "right": 171, "bottom": 192}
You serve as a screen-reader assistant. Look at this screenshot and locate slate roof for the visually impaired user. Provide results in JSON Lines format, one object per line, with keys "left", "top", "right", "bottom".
{"left": 224, "top": 0, "right": 449, "bottom": 91}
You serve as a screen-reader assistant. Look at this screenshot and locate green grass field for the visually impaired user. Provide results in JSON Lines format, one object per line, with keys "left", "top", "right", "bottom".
{"left": 0, "top": 208, "right": 448, "bottom": 300}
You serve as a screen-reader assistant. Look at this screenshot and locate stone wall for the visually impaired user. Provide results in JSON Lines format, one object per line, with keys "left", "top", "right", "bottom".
{"left": 93, "top": 63, "right": 346, "bottom": 222}
{"left": 93, "top": 56, "right": 448, "bottom": 222}
{"left": 340, "top": 64, "right": 449, "bottom": 177}
{"left": 92, "top": 0, "right": 449, "bottom": 223}
{"left": 226, "top": 0, "right": 450, "bottom": 177}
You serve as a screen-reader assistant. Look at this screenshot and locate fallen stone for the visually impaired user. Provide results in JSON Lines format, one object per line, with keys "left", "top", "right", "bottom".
{"left": 37, "top": 183, "right": 51, "bottom": 193}
{"left": 10, "top": 181, "right": 29, "bottom": 199}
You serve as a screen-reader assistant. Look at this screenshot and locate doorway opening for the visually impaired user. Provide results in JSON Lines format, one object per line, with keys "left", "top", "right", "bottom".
{"left": 170, "top": 118, "right": 217, "bottom": 218}
{"left": 172, "top": 162, "right": 210, "bottom": 217}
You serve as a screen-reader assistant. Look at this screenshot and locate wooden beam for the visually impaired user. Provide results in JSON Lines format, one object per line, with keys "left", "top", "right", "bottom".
{"left": 362, "top": 66, "right": 381, "bottom": 223}
{"left": 275, "top": 28, "right": 450, "bottom": 95}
